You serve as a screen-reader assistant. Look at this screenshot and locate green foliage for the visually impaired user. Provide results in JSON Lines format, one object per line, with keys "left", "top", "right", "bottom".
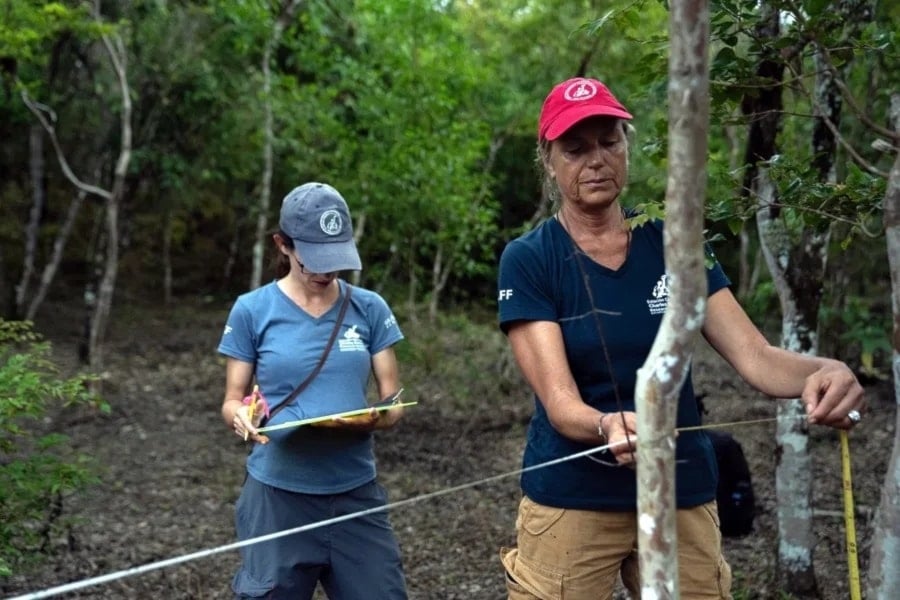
{"left": 0, "top": 0, "right": 895, "bottom": 321}
{"left": 0, "top": 1, "right": 112, "bottom": 92}
{"left": 398, "top": 310, "right": 527, "bottom": 414}
{"left": 267, "top": 0, "right": 508, "bottom": 302}
{"left": 0, "top": 320, "right": 107, "bottom": 577}
{"left": 0, "top": 2, "right": 91, "bottom": 63}
{"left": 820, "top": 296, "right": 892, "bottom": 380}
{"left": 741, "top": 280, "right": 779, "bottom": 330}
{"left": 695, "top": 0, "right": 897, "bottom": 372}
{"left": 766, "top": 155, "right": 885, "bottom": 242}
{"left": 628, "top": 202, "right": 667, "bottom": 228}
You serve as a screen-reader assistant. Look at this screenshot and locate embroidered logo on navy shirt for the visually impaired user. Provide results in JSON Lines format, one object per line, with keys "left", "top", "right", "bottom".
{"left": 647, "top": 274, "right": 670, "bottom": 315}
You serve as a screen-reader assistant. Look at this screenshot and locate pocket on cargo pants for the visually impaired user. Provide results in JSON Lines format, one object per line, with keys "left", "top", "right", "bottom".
{"left": 500, "top": 546, "right": 564, "bottom": 600}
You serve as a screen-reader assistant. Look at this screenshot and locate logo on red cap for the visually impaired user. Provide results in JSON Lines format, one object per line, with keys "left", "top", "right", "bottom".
{"left": 564, "top": 80, "right": 597, "bottom": 102}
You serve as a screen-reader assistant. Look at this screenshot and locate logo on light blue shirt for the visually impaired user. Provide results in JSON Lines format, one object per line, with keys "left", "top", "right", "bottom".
{"left": 339, "top": 325, "right": 366, "bottom": 352}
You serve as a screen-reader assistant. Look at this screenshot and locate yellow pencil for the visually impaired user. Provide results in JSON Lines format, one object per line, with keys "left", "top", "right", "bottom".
{"left": 245, "top": 384, "right": 259, "bottom": 441}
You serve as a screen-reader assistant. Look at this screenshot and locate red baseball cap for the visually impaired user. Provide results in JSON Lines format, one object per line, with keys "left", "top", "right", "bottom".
{"left": 538, "top": 77, "right": 633, "bottom": 141}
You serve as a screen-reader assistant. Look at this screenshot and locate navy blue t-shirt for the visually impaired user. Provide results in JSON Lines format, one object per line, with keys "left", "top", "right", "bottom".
{"left": 497, "top": 215, "right": 731, "bottom": 510}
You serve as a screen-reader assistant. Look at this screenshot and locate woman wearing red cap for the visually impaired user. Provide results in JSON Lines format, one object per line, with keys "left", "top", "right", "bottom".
{"left": 496, "top": 78, "right": 865, "bottom": 599}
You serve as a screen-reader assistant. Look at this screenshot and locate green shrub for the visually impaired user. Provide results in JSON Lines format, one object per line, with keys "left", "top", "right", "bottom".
{"left": 820, "top": 296, "right": 892, "bottom": 379}
{"left": 397, "top": 311, "right": 530, "bottom": 416}
{"left": 0, "top": 319, "right": 107, "bottom": 577}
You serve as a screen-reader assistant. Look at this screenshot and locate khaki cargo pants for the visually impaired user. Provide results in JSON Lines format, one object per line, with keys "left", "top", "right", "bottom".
{"left": 500, "top": 495, "right": 732, "bottom": 600}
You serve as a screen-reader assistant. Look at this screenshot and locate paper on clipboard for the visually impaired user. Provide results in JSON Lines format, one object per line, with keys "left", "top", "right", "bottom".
{"left": 256, "top": 389, "right": 415, "bottom": 433}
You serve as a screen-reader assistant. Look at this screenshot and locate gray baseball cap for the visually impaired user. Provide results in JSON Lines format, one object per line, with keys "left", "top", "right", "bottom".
{"left": 279, "top": 182, "right": 362, "bottom": 273}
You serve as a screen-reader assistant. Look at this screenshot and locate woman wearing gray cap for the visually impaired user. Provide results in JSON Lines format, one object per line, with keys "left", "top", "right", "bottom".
{"left": 218, "top": 182, "right": 408, "bottom": 599}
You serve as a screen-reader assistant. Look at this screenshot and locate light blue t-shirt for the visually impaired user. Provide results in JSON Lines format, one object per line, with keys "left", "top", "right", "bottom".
{"left": 497, "top": 215, "right": 731, "bottom": 510}
{"left": 218, "top": 280, "right": 403, "bottom": 494}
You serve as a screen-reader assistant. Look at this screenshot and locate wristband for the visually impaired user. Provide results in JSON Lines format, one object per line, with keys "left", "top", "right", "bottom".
{"left": 598, "top": 413, "right": 609, "bottom": 445}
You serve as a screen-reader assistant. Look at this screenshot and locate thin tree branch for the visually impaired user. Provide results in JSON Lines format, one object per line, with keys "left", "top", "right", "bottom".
{"left": 782, "top": 55, "right": 889, "bottom": 178}
{"left": 18, "top": 86, "right": 112, "bottom": 200}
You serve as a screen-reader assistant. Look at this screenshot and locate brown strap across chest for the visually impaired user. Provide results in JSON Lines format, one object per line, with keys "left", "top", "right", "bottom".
{"left": 260, "top": 282, "right": 353, "bottom": 427}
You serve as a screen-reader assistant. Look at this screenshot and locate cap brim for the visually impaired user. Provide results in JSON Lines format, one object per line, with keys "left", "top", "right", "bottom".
{"left": 293, "top": 239, "right": 362, "bottom": 273}
{"left": 543, "top": 105, "right": 633, "bottom": 141}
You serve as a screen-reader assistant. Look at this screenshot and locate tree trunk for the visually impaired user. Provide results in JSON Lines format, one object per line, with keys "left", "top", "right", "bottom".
{"left": 25, "top": 190, "right": 86, "bottom": 321}
{"left": 222, "top": 220, "right": 240, "bottom": 292}
{"left": 375, "top": 232, "right": 400, "bottom": 297}
{"left": 84, "top": 30, "right": 132, "bottom": 376}
{"left": 163, "top": 207, "right": 173, "bottom": 306}
{"left": 724, "top": 110, "right": 756, "bottom": 301}
{"left": 0, "top": 245, "right": 7, "bottom": 316}
{"left": 406, "top": 247, "right": 419, "bottom": 326}
{"left": 739, "top": 4, "right": 825, "bottom": 593}
{"left": 249, "top": 0, "right": 304, "bottom": 291}
{"left": 757, "top": 166, "right": 828, "bottom": 596}
{"left": 18, "top": 22, "right": 132, "bottom": 373}
{"left": 80, "top": 215, "right": 104, "bottom": 365}
{"left": 15, "top": 124, "right": 46, "bottom": 318}
{"left": 249, "top": 38, "right": 274, "bottom": 292}
{"left": 867, "top": 92, "right": 900, "bottom": 600}
{"left": 739, "top": 5, "right": 783, "bottom": 203}
{"left": 429, "top": 243, "right": 456, "bottom": 325}
{"left": 634, "top": 1, "right": 709, "bottom": 597}
{"left": 349, "top": 211, "right": 364, "bottom": 288}
{"left": 428, "top": 245, "right": 443, "bottom": 324}
{"left": 757, "top": 21, "right": 851, "bottom": 595}
{"left": 89, "top": 197, "right": 120, "bottom": 373}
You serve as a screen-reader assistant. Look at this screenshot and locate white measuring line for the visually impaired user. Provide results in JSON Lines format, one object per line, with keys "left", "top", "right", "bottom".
{"left": 8, "top": 439, "right": 633, "bottom": 599}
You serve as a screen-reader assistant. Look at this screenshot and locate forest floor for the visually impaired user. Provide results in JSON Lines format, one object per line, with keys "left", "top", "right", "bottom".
{"left": 2, "top": 297, "right": 895, "bottom": 600}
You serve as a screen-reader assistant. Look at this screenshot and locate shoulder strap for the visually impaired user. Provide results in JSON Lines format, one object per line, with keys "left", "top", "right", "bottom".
{"left": 260, "top": 282, "right": 353, "bottom": 426}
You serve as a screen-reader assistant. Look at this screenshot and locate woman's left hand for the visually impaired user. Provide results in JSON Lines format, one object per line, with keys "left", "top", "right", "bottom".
{"left": 313, "top": 405, "right": 404, "bottom": 431}
{"left": 802, "top": 360, "right": 866, "bottom": 430}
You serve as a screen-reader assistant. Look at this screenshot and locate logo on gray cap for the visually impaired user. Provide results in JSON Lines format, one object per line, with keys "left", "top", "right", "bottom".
{"left": 320, "top": 210, "right": 343, "bottom": 236}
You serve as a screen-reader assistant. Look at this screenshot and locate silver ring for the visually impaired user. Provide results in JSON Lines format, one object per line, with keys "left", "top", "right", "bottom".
{"left": 847, "top": 409, "right": 862, "bottom": 424}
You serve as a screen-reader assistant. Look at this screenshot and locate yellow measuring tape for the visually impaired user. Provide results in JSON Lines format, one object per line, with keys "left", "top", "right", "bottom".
{"left": 640, "top": 417, "right": 862, "bottom": 600}
{"left": 840, "top": 430, "right": 862, "bottom": 600}
{"left": 681, "top": 418, "right": 863, "bottom": 597}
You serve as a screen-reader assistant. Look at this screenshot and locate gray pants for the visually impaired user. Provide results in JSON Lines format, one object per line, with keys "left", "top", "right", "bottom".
{"left": 232, "top": 476, "right": 408, "bottom": 599}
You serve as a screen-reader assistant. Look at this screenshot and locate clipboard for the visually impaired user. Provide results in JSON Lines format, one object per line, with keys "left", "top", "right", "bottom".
{"left": 256, "top": 389, "right": 415, "bottom": 433}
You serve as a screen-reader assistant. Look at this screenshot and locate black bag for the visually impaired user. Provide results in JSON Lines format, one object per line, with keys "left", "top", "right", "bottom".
{"left": 706, "top": 429, "right": 756, "bottom": 537}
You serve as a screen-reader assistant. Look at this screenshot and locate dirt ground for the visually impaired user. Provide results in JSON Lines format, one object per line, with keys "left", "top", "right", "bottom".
{"left": 2, "top": 299, "right": 894, "bottom": 600}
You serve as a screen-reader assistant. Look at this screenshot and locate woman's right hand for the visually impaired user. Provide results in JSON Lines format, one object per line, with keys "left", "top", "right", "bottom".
{"left": 232, "top": 403, "right": 269, "bottom": 444}
{"left": 222, "top": 360, "right": 269, "bottom": 444}
{"left": 601, "top": 411, "right": 638, "bottom": 466}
